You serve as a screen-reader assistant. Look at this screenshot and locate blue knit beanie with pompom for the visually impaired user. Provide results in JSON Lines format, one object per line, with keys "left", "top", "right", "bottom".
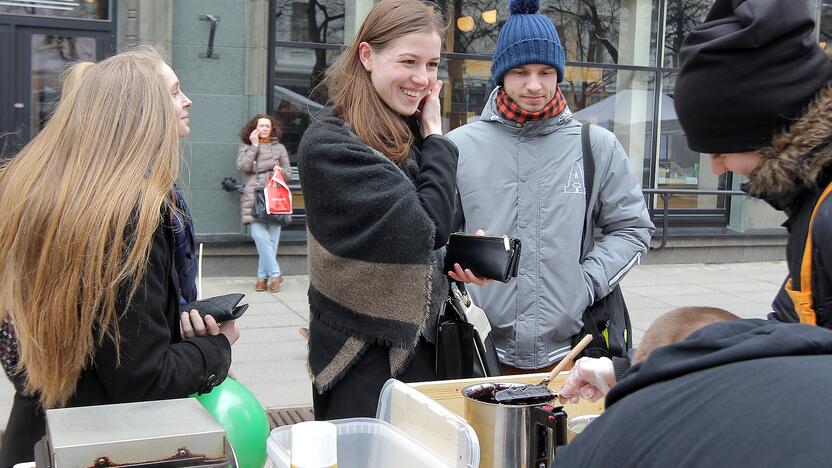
{"left": 491, "top": 0, "right": 565, "bottom": 84}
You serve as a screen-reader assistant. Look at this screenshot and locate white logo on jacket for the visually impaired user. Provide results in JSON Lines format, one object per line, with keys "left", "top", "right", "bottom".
{"left": 563, "top": 160, "right": 586, "bottom": 194}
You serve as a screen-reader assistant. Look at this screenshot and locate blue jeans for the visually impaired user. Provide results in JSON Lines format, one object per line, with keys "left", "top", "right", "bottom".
{"left": 249, "top": 222, "right": 282, "bottom": 279}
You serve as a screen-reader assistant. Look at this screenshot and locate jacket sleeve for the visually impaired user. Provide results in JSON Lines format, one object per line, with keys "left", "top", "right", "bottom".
{"left": 581, "top": 133, "right": 655, "bottom": 301}
{"left": 276, "top": 143, "right": 292, "bottom": 180}
{"left": 416, "top": 135, "right": 459, "bottom": 248}
{"left": 93, "top": 223, "right": 232, "bottom": 403}
{"left": 236, "top": 143, "right": 259, "bottom": 173}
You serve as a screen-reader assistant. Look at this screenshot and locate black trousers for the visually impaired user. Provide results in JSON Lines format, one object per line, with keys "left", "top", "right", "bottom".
{"left": 0, "top": 391, "right": 45, "bottom": 467}
{"left": 313, "top": 338, "right": 436, "bottom": 420}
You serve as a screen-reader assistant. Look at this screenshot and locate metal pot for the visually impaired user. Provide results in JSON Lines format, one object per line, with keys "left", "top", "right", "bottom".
{"left": 463, "top": 383, "right": 567, "bottom": 468}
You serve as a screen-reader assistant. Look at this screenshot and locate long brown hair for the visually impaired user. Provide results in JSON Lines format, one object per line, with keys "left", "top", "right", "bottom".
{"left": 0, "top": 50, "right": 181, "bottom": 408}
{"left": 239, "top": 113, "right": 283, "bottom": 144}
{"left": 324, "top": 0, "right": 445, "bottom": 163}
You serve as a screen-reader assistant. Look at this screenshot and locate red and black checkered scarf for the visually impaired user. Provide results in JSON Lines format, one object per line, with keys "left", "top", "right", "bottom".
{"left": 495, "top": 86, "right": 567, "bottom": 124}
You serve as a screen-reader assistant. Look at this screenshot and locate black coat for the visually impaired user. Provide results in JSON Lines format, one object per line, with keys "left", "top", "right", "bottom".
{"left": 770, "top": 170, "right": 832, "bottom": 327}
{"left": 0, "top": 215, "right": 231, "bottom": 466}
{"left": 555, "top": 320, "right": 832, "bottom": 468}
{"left": 738, "top": 84, "right": 832, "bottom": 329}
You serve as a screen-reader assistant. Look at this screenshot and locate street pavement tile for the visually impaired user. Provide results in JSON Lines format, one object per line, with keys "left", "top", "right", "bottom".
{"left": 657, "top": 292, "right": 759, "bottom": 308}
{"left": 625, "top": 284, "right": 720, "bottom": 298}
{"left": 231, "top": 360, "right": 310, "bottom": 383}
{"left": 232, "top": 341, "right": 307, "bottom": 363}
{"left": 247, "top": 380, "right": 314, "bottom": 409}
{"left": 235, "top": 313, "right": 307, "bottom": 329}
{"left": 234, "top": 326, "right": 307, "bottom": 344}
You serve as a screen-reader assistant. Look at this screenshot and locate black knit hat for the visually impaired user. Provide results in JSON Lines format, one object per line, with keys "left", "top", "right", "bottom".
{"left": 674, "top": 0, "right": 832, "bottom": 154}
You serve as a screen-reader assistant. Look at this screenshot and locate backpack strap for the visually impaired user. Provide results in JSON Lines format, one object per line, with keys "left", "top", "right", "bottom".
{"left": 787, "top": 182, "right": 832, "bottom": 325}
{"left": 580, "top": 123, "right": 594, "bottom": 258}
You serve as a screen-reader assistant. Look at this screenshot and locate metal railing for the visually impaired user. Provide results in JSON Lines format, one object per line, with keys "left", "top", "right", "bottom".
{"left": 641, "top": 188, "right": 747, "bottom": 250}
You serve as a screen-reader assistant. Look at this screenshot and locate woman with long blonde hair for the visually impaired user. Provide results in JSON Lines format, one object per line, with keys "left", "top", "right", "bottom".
{"left": 298, "top": 0, "right": 482, "bottom": 420}
{"left": 0, "top": 49, "right": 238, "bottom": 465}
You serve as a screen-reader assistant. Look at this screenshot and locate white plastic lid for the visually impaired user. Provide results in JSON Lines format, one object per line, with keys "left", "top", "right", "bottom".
{"left": 376, "top": 379, "right": 480, "bottom": 467}
{"left": 290, "top": 421, "right": 337, "bottom": 467}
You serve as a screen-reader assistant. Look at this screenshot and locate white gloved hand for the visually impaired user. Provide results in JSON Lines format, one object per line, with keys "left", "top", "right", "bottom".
{"left": 558, "top": 356, "right": 616, "bottom": 404}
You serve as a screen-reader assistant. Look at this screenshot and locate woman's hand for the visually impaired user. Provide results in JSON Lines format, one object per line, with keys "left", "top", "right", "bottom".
{"left": 447, "top": 229, "right": 492, "bottom": 286}
{"left": 180, "top": 310, "right": 240, "bottom": 346}
{"left": 249, "top": 129, "right": 260, "bottom": 147}
{"left": 419, "top": 80, "right": 443, "bottom": 139}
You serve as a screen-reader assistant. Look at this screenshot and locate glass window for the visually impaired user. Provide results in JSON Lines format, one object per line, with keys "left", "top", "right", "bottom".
{"left": 821, "top": 0, "right": 832, "bottom": 51}
{"left": 274, "top": 0, "right": 346, "bottom": 44}
{"left": 662, "top": 0, "right": 714, "bottom": 68}
{"left": 567, "top": 67, "right": 656, "bottom": 188}
{"left": 444, "top": 57, "right": 493, "bottom": 131}
{"left": 272, "top": 46, "right": 336, "bottom": 164}
{"left": 31, "top": 34, "right": 96, "bottom": 136}
{"left": 656, "top": 72, "right": 729, "bottom": 210}
{"left": 443, "top": 0, "right": 659, "bottom": 66}
{"left": 0, "top": 0, "right": 109, "bottom": 20}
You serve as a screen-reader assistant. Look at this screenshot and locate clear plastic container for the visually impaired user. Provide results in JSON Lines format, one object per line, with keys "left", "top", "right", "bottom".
{"left": 267, "top": 417, "right": 448, "bottom": 468}
{"left": 267, "top": 379, "right": 479, "bottom": 468}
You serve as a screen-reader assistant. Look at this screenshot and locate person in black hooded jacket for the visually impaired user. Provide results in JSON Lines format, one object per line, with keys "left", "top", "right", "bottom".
{"left": 559, "top": 0, "right": 832, "bottom": 405}
{"left": 672, "top": 0, "right": 832, "bottom": 329}
{"left": 555, "top": 319, "right": 832, "bottom": 468}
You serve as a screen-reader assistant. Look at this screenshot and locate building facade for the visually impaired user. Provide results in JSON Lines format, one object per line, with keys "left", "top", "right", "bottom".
{"left": 2, "top": 0, "right": 830, "bottom": 273}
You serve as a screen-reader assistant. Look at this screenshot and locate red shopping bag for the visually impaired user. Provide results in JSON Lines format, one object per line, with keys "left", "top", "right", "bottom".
{"left": 265, "top": 169, "right": 292, "bottom": 214}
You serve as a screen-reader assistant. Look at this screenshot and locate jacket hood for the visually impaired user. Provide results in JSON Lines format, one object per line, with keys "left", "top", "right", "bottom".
{"left": 744, "top": 82, "right": 832, "bottom": 210}
{"left": 479, "top": 86, "right": 573, "bottom": 135}
{"left": 606, "top": 319, "right": 832, "bottom": 407}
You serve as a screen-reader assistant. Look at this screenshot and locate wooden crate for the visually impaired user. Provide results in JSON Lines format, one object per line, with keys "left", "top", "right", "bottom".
{"left": 409, "top": 371, "right": 604, "bottom": 420}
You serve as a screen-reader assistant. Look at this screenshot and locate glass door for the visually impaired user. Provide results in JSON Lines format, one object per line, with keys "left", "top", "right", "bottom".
{"left": 10, "top": 27, "right": 109, "bottom": 152}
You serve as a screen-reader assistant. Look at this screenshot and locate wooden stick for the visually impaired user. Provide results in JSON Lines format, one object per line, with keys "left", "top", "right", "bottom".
{"left": 540, "top": 334, "right": 594, "bottom": 388}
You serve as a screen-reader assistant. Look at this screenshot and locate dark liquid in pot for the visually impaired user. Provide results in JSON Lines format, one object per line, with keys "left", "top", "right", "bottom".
{"left": 468, "top": 383, "right": 554, "bottom": 406}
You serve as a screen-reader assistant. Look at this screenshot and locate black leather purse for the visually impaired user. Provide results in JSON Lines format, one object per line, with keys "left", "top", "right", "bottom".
{"left": 443, "top": 233, "right": 521, "bottom": 283}
{"left": 181, "top": 293, "right": 249, "bottom": 322}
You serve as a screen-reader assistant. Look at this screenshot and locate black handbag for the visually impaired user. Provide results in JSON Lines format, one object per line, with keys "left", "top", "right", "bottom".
{"left": 253, "top": 186, "right": 292, "bottom": 226}
{"left": 250, "top": 149, "right": 292, "bottom": 227}
{"left": 436, "top": 281, "right": 502, "bottom": 379}
{"left": 572, "top": 123, "right": 634, "bottom": 359}
{"left": 443, "top": 233, "right": 521, "bottom": 283}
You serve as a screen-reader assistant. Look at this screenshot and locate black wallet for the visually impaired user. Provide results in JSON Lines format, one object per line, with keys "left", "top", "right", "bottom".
{"left": 181, "top": 293, "right": 249, "bottom": 322}
{"left": 443, "top": 233, "right": 521, "bottom": 283}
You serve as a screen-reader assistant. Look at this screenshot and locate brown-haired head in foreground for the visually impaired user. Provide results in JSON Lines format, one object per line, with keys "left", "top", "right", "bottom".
{"left": 324, "top": 0, "right": 446, "bottom": 163}
{"left": 633, "top": 307, "right": 740, "bottom": 364}
{"left": 239, "top": 113, "right": 282, "bottom": 144}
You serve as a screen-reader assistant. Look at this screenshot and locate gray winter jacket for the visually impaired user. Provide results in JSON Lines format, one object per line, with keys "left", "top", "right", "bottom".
{"left": 447, "top": 88, "right": 654, "bottom": 369}
{"left": 236, "top": 141, "right": 291, "bottom": 225}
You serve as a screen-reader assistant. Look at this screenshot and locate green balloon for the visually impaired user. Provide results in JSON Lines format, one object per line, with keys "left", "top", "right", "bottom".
{"left": 194, "top": 377, "right": 270, "bottom": 468}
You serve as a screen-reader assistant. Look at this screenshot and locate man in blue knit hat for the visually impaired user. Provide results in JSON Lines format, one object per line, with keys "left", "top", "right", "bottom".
{"left": 447, "top": 0, "right": 653, "bottom": 374}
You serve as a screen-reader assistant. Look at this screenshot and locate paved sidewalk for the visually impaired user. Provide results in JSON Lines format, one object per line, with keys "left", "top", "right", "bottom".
{"left": 0, "top": 261, "right": 787, "bottom": 429}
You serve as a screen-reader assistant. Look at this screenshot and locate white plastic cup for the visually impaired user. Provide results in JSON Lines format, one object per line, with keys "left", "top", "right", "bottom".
{"left": 290, "top": 421, "right": 337, "bottom": 468}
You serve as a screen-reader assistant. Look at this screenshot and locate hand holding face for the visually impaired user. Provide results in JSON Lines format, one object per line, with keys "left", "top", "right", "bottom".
{"left": 249, "top": 129, "right": 260, "bottom": 147}
{"left": 418, "top": 80, "right": 443, "bottom": 139}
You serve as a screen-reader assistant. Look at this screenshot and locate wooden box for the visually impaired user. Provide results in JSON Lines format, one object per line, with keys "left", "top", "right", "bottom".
{"left": 409, "top": 371, "right": 604, "bottom": 421}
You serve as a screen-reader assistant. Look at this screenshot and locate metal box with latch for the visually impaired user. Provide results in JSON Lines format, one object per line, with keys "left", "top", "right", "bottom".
{"left": 34, "top": 398, "right": 233, "bottom": 467}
